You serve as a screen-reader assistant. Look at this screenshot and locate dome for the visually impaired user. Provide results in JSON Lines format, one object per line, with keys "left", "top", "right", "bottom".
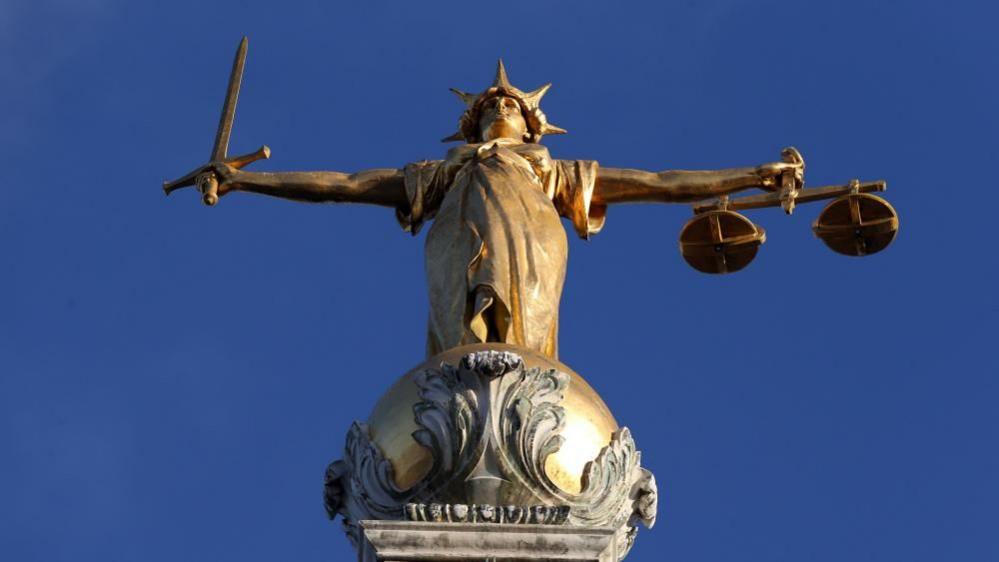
{"left": 367, "top": 343, "right": 619, "bottom": 495}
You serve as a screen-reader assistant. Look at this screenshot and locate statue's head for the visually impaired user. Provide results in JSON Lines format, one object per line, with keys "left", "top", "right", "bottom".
{"left": 478, "top": 95, "right": 527, "bottom": 142}
{"left": 443, "top": 60, "right": 567, "bottom": 144}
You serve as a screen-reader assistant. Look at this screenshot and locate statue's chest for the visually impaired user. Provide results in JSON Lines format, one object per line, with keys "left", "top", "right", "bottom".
{"left": 444, "top": 142, "right": 555, "bottom": 196}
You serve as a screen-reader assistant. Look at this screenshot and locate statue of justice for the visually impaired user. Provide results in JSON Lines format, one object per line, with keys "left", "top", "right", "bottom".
{"left": 164, "top": 38, "right": 898, "bottom": 361}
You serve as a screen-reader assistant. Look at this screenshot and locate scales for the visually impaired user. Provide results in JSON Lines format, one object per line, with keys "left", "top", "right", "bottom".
{"left": 681, "top": 149, "right": 899, "bottom": 274}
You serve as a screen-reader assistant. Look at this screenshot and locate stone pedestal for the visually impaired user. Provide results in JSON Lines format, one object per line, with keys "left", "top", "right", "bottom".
{"left": 361, "top": 521, "right": 618, "bottom": 561}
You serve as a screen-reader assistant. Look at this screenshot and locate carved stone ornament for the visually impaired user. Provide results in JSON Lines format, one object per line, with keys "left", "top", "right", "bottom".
{"left": 324, "top": 350, "right": 657, "bottom": 560}
{"left": 404, "top": 502, "right": 570, "bottom": 525}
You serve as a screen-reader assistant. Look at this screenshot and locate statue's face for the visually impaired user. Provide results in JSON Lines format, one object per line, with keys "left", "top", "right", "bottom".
{"left": 478, "top": 95, "right": 527, "bottom": 142}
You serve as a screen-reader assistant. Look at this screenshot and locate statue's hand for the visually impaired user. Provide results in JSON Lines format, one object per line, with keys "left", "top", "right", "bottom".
{"left": 756, "top": 147, "right": 805, "bottom": 192}
{"left": 194, "top": 161, "right": 240, "bottom": 206}
{"left": 756, "top": 160, "right": 803, "bottom": 191}
{"left": 209, "top": 161, "right": 240, "bottom": 194}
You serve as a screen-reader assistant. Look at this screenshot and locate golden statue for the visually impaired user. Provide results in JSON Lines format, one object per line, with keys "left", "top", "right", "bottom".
{"left": 164, "top": 41, "right": 899, "bottom": 560}
{"left": 165, "top": 40, "right": 896, "bottom": 361}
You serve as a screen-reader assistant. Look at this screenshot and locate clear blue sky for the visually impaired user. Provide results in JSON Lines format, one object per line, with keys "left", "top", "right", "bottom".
{"left": 2, "top": 1, "right": 996, "bottom": 560}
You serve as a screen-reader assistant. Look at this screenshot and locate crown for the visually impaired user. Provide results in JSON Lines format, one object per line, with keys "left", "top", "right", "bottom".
{"left": 442, "top": 59, "right": 567, "bottom": 143}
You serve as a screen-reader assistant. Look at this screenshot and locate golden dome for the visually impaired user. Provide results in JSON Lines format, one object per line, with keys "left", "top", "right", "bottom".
{"left": 366, "top": 343, "right": 618, "bottom": 494}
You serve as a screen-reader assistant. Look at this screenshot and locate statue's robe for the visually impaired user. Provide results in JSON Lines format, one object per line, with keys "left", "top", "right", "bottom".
{"left": 397, "top": 139, "right": 604, "bottom": 359}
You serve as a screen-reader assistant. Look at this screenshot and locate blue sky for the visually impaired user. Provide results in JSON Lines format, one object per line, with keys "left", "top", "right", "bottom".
{"left": 2, "top": 0, "right": 997, "bottom": 560}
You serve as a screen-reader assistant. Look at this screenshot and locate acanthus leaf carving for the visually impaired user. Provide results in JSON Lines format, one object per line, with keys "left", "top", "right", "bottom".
{"left": 496, "top": 365, "right": 569, "bottom": 498}
{"left": 411, "top": 362, "right": 481, "bottom": 479}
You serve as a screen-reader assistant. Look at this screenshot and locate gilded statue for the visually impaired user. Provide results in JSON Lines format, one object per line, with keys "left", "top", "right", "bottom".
{"left": 162, "top": 41, "right": 902, "bottom": 562}
{"left": 167, "top": 55, "right": 807, "bottom": 360}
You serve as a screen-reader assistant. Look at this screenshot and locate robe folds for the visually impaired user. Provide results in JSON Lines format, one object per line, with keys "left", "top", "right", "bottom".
{"left": 396, "top": 139, "right": 604, "bottom": 359}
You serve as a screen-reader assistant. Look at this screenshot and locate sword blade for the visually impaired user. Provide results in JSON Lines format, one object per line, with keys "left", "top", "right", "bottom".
{"left": 210, "top": 36, "right": 248, "bottom": 162}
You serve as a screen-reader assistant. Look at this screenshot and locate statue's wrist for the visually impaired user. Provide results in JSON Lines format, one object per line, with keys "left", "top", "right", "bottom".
{"left": 752, "top": 165, "right": 766, "bottom": 184}
{"left": 227, "top": 169, "right": 251, "bottom": 190}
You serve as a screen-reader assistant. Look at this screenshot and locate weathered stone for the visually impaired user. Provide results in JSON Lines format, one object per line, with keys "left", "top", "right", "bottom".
{"left": 361, "top": 521, "right": 619, "bottom": 561}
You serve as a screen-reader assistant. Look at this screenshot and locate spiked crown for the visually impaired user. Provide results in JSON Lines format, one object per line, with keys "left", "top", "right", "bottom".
{"left": 443, "top": 60, "right": 567, "bottom": 143}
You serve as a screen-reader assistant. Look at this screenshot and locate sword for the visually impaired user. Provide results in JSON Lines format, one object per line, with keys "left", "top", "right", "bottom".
{"left": 163, "top": 36, "right": 270, "bottom": 206}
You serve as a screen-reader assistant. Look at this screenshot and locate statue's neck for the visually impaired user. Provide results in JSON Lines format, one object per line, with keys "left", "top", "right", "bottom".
{"left": 481, "top": 121, "right": 525, "bottom": 143}
{"left": 476, "top": 137, "right": 521, "bottom": 147}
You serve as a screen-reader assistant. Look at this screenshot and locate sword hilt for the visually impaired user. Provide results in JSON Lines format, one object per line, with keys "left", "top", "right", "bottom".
{"left": 225, "top": 145, "right": 270, "bottom": 169}
{"left": 197, "top": 173, "right": 220, "bottom": 206}
{"left": 162, "top": 145, "right": 271, "bottom": 205}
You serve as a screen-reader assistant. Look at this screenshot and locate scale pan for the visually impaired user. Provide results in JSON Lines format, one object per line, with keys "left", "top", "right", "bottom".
{"left": 679, "top": 210, "right": 766, "bottom": 274}
{"left": 813, "top": 193, "right": 898, "bottom": 257}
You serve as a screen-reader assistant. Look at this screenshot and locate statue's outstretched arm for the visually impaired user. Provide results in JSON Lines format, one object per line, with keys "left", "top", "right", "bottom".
{"left": 213, "top": 164, "right": 408, "bottom": 207}
{"left": 594, "top": 159, "right": 801, "bottom": 205}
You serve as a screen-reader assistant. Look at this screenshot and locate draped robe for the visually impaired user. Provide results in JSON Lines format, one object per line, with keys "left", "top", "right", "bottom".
{"left": 396, "top": 139, "right": 605, "bottom": 359}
